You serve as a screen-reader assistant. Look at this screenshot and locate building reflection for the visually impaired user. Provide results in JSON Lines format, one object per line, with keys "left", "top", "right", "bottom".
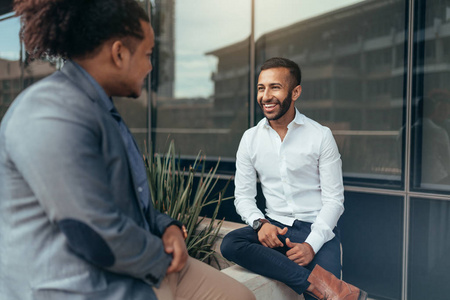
{"left": 206, "top": 0, "right": 406, "bottom": 179}
{"left": 0, "top": 57, "right": 57, "bottom": 121}
{"left": 152, "top": 0, "right": 250, "bottom": 158}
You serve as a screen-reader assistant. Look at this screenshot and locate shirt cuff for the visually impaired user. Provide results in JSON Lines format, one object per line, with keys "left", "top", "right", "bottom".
{"left": 304, "top": 231, "right": 326, "bottom": 254}
{"left": 247, "top": 213, "right": 265, "bottom": 227}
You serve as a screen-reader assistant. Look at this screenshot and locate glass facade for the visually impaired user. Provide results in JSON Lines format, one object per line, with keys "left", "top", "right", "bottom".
{"left": 339, "top": 192, "right": 404, "bottom": 300}
{"left": 150, "top": 0, "right": 251, "bottom": 158}
{"left": 2, "top": 0, "right": 450, "bottom": 299}
{"left": 411, "top": 0, "right": 450, "bottom": 192}
{"left": 254, "top": 0, "right": 406, "bottom": 183}
{"left": 409, "top": 197, "right": 450, "bottom": 300}
{"left": 0, "top": 13, "right": 58, "bottom": 123}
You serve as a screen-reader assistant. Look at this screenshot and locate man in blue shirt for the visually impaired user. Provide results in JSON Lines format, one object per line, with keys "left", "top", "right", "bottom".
{"left": 221, "top": 57, "right": 367, "bottom": 300}
{"left": 0, "top": 1, "right": 255, "bottom": 299}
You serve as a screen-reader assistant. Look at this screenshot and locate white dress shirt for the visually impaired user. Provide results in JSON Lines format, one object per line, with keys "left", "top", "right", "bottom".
{"left": 234, "top": 108, "right": 344, "bottom": 253}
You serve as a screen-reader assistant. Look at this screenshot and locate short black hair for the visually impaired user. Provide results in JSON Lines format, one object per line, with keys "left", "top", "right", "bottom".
{"left": 14, "top": 0, "right": 149, "bottom": 59}
{"left": 260, "top": 57, "right": 302, "bottom": 87}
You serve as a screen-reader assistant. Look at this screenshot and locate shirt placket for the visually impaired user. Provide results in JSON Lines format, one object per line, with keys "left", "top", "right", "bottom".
{"left": 272, "top": 129, "right": 295, "bottom": 216}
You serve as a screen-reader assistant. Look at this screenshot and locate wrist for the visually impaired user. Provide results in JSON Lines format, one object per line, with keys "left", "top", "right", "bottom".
{"left": 252, "top": 218, "right": 270, "bottom": 232}
{"left": 166, "top": 221, "right": 187, "bottom": 240}
{"left": 303, "top": 242, "right": 315, "bottom": 255}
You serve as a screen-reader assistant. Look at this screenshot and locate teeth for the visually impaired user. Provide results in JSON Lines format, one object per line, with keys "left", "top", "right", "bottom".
{"left": 265, "top": 104, "right": 275, "bottom": 108}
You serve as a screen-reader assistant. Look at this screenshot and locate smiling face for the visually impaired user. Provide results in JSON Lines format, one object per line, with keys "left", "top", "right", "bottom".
{"left": 257, "top": 67, "right": 301, "bottom": 124}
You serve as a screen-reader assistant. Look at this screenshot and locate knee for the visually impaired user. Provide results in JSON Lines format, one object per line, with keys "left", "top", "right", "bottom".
{"left": 220, "top": 232, "right": 237, "bottom": 260}
{"left": 220, "top": 227, "right": 254, "bottom": 261}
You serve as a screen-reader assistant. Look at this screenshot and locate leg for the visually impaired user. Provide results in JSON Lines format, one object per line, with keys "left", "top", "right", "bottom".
{"left": 286, "top": 220, "right": 342, "bottom": 277}
{"left": 283, "top": 220, "right": 342, "bottom": 300}
{"left": 220, "top": 225, "right": 312, "bottom": 294}
{"left": 153, "top": 257, "right": 255, "bottom": 300}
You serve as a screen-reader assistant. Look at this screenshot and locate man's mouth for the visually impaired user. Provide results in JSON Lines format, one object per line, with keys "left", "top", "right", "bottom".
{"left": 263, "top": 103, "right": 277, "bottom": 112}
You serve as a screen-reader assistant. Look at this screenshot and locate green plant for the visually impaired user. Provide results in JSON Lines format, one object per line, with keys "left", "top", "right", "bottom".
{"left": 144, "top": 141, "right": 231, "bottom": 266}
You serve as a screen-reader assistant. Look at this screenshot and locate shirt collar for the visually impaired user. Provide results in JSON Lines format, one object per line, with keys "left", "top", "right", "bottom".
{"left": 70, "top": 61, "right": 114, "bottom": 112}
{"left": 262, "top": 107, "right": 305, "bottom": 129}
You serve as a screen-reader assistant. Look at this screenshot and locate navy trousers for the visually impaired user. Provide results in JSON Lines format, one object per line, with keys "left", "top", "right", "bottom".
{"left": 220, "top": 218, "right": 342, "bottom": 299}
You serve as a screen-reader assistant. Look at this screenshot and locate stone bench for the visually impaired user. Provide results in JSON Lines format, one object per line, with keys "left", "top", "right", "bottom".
{"left": 198, "top": 219, "right": 304, "bottom": 300}
{"left": 221, "top": 264, "right": 305, "bottom": 300}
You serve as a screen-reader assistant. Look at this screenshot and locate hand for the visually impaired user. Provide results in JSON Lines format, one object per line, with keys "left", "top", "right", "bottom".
{"left": 258, "top": 223, "right": 288, "bottom": 248}
{"left": 162, "top": 225, "right": 188, "bottom": 274}
{"left": 285, "top": 238, "right": 315, "bottom": 266}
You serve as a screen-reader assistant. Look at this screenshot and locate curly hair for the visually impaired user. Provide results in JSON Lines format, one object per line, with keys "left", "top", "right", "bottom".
{"left": 14, "top": 0, "right": 149, "bottom": 59}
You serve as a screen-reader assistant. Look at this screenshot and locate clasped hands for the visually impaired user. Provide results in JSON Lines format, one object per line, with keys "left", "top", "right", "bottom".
{"left": 257, "top": 223, "right": 315, "bottom": 266}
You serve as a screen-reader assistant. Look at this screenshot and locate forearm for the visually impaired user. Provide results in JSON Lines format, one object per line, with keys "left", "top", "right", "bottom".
{"left": 234, "top": 197, "right": 265, "bottom": 225}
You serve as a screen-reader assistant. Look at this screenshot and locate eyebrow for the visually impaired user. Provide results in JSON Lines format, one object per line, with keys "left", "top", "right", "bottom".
{"left": 257, "top": 82, "right": 283, "bottom": 87}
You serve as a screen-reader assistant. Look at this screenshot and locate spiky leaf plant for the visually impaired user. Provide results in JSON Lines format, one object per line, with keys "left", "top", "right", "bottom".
{"left": 144, "top": 141, "right": 231, "bottom": 266}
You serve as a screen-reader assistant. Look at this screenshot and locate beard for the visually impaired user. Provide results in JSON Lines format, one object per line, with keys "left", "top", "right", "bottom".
{"left": 260, "top": 89, "right": 293, "bottom": 121}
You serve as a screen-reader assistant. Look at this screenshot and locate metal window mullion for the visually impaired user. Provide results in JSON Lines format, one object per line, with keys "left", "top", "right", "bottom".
{"left": 147, "top": 0, "right": 153, "bottom": 154}
{"left": 249, "top": 0, "right": 255, "bottom": 127}
{"left": 402, "top": 0, "right": 416, "bottom": 299}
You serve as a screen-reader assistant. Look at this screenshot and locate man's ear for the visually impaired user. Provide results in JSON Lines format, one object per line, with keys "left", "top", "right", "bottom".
{"left": 292, "top": 85, "right": 302, "bottom": 101}
{"left": 111, "top": 40, "right": 130, "bottom": 69}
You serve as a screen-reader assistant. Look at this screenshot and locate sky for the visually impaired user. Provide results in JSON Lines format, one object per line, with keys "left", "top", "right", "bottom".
{"left": 0, "top": 13, "right": 21, "bottom": 60}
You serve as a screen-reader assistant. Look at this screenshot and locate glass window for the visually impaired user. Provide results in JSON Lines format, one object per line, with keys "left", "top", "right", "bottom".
{"left": 255, "top": 0, "right": 407, "bottom": 185}
{"left": 339, "top": 192, "right": 404, "bottom": 300}
{"left": 0, "top": 14, "right": 58, "bottom": 122}
{"left": 151, "top": 0, "right": 251, "bottom": 158}
{"left": 409, "top": 197, "right": 450, "bottom": 299}
{"left": 411, "top": 0, "right": 450, "bottom": 192}
{"left": 0, "top": 14, "right": 21, "bottom": 121}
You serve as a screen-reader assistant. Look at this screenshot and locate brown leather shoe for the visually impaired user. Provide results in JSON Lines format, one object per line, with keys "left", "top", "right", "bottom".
{"left": 306, "top": 265, "right": 368, "bottom": 300}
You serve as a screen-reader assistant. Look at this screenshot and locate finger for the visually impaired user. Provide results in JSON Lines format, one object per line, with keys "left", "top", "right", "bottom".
{"left": 165, "top": 245, "right": 174, "bottom": 254}
{"left": 278, "top": 227, "right": 288, "bottom": 235}
{"left": 167, "top": 248, "right": 183, "bottom": 274}
{"left": 259, "top": 238, "right": 270, "bottom": 248}
{"left": 287, "top": 246, "right": 304, "bottom": 256}
{"left": 287, "top": 252, "right": 299, "bottom": 261}
{"left": 166, "top": 260, "right": 177, "bottom": 274}
{"left": 276, "top": 237, "right": 284, "bottom": 247}
{"left": 287, "top": 247, "right": 301, "bottom": 258}
{"left": 266, "top": 237, "right": 276, "bottom": 248}
{"left": 270, "top": 234, "right": 283, "bottom": 247}
{"left": 285, "top": 238, "right": 294, "bottom": 248}
{"left": 298, "top": 258, "right": 309, "bottom": 266}
{"left": 286, "top": 245, "right": 297, "bottom": 255}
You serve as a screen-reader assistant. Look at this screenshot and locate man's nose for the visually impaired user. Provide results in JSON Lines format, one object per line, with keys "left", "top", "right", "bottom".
{"left": 262, "top": 89, "right": 272, "bottom": 102}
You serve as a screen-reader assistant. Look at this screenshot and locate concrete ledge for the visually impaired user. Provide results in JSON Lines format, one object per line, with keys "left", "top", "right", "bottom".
{"left": 198, "top": 219, "right": 304, "bottom": 299}
{"left": 221, "top": 264, "right": 305, "bottom": 300}
{"left": 197, "top": 218, "right": 247, "bottom": 269}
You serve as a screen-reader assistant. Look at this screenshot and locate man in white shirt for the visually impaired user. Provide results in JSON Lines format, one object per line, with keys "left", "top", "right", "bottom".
{"left": 221, "top": 57, "right": 367, "bottom": 300}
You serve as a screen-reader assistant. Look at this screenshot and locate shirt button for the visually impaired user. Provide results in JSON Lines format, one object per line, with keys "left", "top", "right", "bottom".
{"left": 138, "top": 187, "right": 143, "bottom": 192}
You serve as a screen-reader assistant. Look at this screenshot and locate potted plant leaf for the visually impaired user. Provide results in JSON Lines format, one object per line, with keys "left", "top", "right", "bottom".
{"left": 144, "top": 141, "right": 231, "bottom": 267}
